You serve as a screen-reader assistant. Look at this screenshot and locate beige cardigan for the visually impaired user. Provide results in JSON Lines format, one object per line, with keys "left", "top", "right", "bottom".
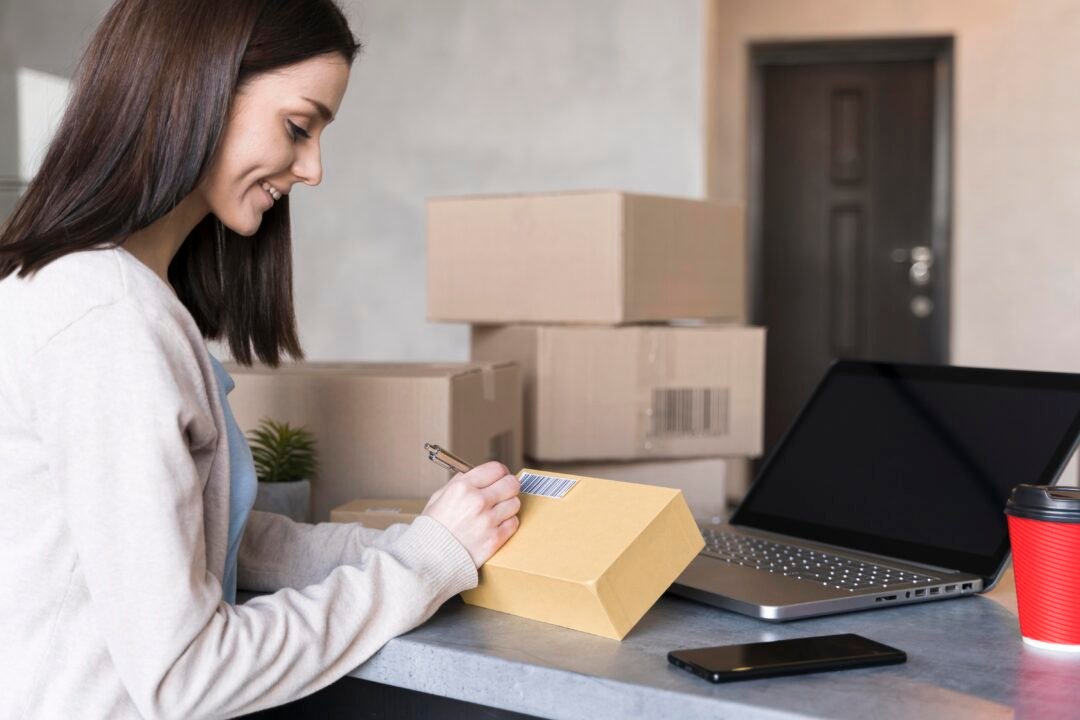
{"left": 0, "top": 247, "right": 478, "bottom": 719}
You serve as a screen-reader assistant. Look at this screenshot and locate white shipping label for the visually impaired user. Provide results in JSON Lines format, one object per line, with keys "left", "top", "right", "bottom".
{"left": 517, "top": 472, "right": 577, "bottom": 499}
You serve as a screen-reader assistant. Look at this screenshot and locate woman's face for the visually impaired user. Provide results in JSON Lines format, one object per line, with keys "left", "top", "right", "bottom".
{"left": 198, "top": 52, "right": 351, "bottom": 236}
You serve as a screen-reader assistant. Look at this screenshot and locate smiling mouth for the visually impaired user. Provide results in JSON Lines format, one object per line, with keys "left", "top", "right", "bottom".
{"left": 259, "top": 179, "right": 282, "bottom": 202}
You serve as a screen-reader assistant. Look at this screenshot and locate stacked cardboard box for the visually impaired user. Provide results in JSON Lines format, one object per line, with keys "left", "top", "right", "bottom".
{"left": 226, "top": 362, "right": 522, "bottom": 522}
{"left": 427, "top": 190, "right": 765, "bottom": 523}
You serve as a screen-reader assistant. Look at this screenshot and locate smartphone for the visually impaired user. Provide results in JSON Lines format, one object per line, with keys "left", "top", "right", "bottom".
{"left": 668, "top": 633, "right": 906, "bottom": 683}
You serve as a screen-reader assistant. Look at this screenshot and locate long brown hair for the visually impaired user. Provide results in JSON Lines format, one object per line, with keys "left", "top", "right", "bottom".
{"left": 0, "top": 0, "right": 360, "bottom": 365}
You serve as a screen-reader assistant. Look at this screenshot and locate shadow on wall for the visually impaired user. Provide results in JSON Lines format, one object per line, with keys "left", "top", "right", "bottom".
{"left": 0, "top": 59, "right": 21, "bottom": 220}
{"left": 0, "top": 64, "right": 71, "bottom": 223}
{"left": 0, "top": 179, "right": 22, "bottom": 224}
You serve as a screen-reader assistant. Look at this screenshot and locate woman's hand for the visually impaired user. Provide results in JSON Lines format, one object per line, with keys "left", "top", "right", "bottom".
{"left": 421, "top": 461, "right": 521, "bottom": 568}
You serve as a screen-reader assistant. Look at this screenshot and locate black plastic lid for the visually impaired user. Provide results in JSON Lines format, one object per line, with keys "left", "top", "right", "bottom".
{"left": 1005, "top": 484, "right": 1080, "bottom": 524}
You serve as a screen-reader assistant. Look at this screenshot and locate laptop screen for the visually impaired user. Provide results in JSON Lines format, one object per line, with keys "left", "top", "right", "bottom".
{"left": 731, "top": 361, "right": 1080, "bottom": 578}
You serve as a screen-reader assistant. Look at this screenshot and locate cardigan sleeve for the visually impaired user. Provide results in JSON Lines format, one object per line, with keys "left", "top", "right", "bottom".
{"left": 238, "top": 510, "right": 422, "bottom": 591}
{"left": 33, "top": 299, "right": 478, "bottom": 720}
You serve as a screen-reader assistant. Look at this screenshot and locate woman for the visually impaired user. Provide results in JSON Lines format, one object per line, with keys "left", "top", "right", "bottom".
{"left": 0, "top": 1, "right": 521, "bottom": 717}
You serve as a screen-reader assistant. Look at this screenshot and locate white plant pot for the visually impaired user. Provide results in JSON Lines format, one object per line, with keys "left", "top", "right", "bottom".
{"left": 254, "top": 479, "right": 311, "bottom": 523}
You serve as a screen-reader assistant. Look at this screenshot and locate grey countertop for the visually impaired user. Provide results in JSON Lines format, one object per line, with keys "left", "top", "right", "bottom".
{"left": 343, "top": 569, "right": 1080, "bottom": 720}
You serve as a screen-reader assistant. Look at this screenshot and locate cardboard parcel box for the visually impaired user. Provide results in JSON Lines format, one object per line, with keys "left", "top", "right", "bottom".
{"left": 225, "top": 362, "right": 522, "bottom": 522}
{"left": 428, "top": 190, "right": 745, "bottom": 324}
{"left": 461, "top": 468, "right": 704, "bottom": 640}
{"left": 330, "top": 499, "right": 428, "bottom": 530}
{"left": 472, "top": 324, "right": 765, "bottom": 461}
{"left": 724, "top": 457, "right": 753, "bottom": 504}
{"left": 535, "top": 457, "right": 730, "bottom": 524}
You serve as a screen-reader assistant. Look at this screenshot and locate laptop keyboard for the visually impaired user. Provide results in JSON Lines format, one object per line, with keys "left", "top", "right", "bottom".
{"left": 702, "top": 530, "right": 941, "bottom": 592}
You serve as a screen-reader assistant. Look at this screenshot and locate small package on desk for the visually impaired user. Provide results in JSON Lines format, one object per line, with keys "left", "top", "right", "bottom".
{"left": 330, "top": 499, "right": 428, "bottom": 530}
{"left": 461, "top": 468, "right": 704, "bottom": 640}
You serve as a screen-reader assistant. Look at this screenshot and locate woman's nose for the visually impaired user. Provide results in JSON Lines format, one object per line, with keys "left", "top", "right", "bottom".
{"left": 293, "top": 146, "right": 323, "bottom": 187}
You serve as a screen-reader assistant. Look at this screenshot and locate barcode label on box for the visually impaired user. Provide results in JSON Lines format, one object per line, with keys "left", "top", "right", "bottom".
{"left": 518, "top": 472, "right": 577, "bottom": 498}
{"left": 649, "top": 387, "right": 730, "bottom": 437}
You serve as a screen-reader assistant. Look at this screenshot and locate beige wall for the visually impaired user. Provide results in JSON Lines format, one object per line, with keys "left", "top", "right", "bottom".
{"left": 706, "top": 0, "right": 1080, "bottom": 372}
{"left": 705, "top": 0, "right": 1080, "bottom": 482}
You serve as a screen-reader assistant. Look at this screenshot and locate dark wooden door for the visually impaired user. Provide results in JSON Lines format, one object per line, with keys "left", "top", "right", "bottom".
{"left": 758, "top": 58, "right": 948, "bottom": 457}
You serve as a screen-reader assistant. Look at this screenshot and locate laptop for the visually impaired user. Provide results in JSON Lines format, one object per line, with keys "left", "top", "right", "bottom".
{"left": 669, "top": 360, "right": 1080, "bottom": 621}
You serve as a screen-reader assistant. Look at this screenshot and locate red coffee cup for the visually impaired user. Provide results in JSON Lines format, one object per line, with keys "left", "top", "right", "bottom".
{"left": 1005, "top": 484, "right": 1080, "bottom": 651}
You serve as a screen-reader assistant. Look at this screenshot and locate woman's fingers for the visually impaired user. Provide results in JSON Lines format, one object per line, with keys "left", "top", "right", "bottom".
{"left": 495, "top": 514, "right": 520, "bottom": 544}
{"left": 490, "top": 494, "right": 521, "bottom": 524}
{"left": 421, "top": 462, "right": 523, "bottom": 568}
{"left": 482, "top": 472, "right": 521, "bottom": 505}
{"left": 461, "top": 461, "right": 510, "bottom": 489}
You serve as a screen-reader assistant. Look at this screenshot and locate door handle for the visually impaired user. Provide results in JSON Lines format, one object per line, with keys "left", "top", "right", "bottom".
{"left": 891, "top": 246, "right": 934, "bottom": 318}
{"left": 908, "top": 246, "right": 932, "bottom": 287}
{"left": 892, "top": 246, "right": 933, "bottom": 287}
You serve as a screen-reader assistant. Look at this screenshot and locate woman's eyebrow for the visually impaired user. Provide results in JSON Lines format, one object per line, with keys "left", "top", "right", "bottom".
{"left": 301, "top": 96, "right": 334, "bottom": 123}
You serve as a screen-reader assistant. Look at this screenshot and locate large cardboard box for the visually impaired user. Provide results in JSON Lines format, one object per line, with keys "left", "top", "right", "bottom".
{"left": 725, "top": 457, "right": 753, "bottom": 505}
{"left": 225, "top": 362, "right": 522, "bottom": 522}
{"left": 428, "top": 191, "right": 745, "bottom": 324}
{"left": 461, "top": 468, "right": 704, "bottom": 640}
{"left": 536, "top": 457, "right": 730, "bottom": 524}
{"left": 330, "top": 499, "right": 428, "bottom": 530}
{"left": 472, "top": 325, "right": 765, "bottom": 461}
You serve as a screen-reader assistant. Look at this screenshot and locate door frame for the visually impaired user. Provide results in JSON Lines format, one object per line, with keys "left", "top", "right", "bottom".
{"left": 747, "top": 36, "right": 954, "bottom": 362}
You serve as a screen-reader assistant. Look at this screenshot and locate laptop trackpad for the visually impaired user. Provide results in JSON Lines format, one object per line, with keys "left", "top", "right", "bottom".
{"left": 676, "top": 555, "right": 844, "bottom": 605}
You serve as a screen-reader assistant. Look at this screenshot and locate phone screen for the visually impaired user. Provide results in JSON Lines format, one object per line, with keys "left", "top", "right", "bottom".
{"left": 668, "top": 633, "right": 905, "bottom": 683}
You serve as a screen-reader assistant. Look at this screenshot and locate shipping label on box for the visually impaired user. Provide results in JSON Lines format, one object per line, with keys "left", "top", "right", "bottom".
{"left": 472, "top": 325, "right": 765, "bottom": 462}
{"left": 428, "top": 190, "right": 745, "bottom": 324}
{"left": 461, "top": 468, "right": 704, "bottom": 640}
{"left": 225, "top": 362, "right": 522, "bottom": 522}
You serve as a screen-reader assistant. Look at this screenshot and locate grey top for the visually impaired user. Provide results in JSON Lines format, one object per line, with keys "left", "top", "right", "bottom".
{"left": 338, "top": 571, "right": 1079, "bottom": 720}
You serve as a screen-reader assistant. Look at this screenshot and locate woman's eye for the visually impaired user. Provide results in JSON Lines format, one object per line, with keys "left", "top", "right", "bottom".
{"left": 286, "top": 120, "right": 311, "bottom": 141}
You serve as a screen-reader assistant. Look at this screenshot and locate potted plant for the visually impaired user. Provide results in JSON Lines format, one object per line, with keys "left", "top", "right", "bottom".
{"left": 247, "top": 418, "right": 318, "bottom": 523}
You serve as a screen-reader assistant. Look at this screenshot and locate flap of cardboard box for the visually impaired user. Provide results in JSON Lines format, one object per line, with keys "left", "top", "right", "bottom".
{"left": 225, "top": 360, "right": 515, "bottom": 380}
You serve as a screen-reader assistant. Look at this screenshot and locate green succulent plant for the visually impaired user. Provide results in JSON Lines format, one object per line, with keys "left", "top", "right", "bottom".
{"left": 247, "top": 418, "right": 318, "bottom": 483}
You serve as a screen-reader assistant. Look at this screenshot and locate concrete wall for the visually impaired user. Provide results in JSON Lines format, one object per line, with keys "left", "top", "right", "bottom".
{"left": 296, "top": 0, "right": 704, "bottom": 360}
{"left": 0, "top": 0, "right": 104, "bottom": 216}
{"left": 0, "top": 0, "right": 19, "bottom": 179}
{"left": 0, "top": 0, "right": 106, "bottom": 78}
{"left": 0, "top": 65, "right": 17, "bottom": 181}
{"left": 1, "top": 0, "right": 705, "bottom": 361}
